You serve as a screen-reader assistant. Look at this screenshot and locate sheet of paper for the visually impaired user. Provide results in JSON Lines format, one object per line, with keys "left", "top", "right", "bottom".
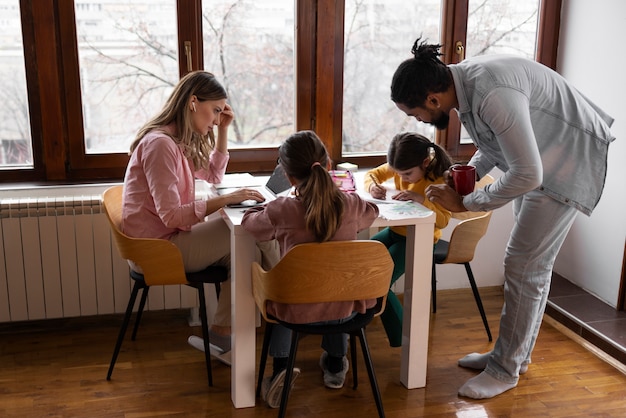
{"left": 196, "top": 174, "right": 264, "bottom": 200}
{"left": 356, "top": 189, "right": 402, "bottom": 204}
{"left": 376, "top": 200, "right": 433, "bottom": 220}
{"left": 215, "top": 173, "right": 263, "bottom": 188}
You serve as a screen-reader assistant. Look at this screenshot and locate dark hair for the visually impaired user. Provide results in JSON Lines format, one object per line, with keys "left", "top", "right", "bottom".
{"left": 278, "top": 130, "right": 345, "bottom": 242}
{"left": 390, "top": 37, "right": 452, "bottom": 108}
{"left": 387, "top": 132, "right": 453, "bottom": 181}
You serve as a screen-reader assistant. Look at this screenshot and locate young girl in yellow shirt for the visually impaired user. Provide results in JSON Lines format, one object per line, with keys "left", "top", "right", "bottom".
{"left": 365, "top": 132, "right": 453, "bottom": 347}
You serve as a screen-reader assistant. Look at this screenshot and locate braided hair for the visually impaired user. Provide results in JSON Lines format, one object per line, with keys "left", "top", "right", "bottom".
{"left": 390, "top": 37, "right": 453, "bottom": 108}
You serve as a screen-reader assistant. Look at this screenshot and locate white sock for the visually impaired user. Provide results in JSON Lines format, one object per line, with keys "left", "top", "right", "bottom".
{"left": 458, "top": 352, "right": 491, "bottom": 370}
{"left": 458, "top": 371, "right": 517, "bottom": 399}
{"left": 458, "top": 351, "right": 529, "bottom": 374}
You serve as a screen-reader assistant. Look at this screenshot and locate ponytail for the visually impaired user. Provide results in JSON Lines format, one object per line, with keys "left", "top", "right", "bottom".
{"left": 425, "top": 143, "right": 454, "bottom": 181}
{"left": 299, "top": 164, "right": 345, "bottom": 242}
{"left": 278, "top": 131, "right": 345, "bottom": 242}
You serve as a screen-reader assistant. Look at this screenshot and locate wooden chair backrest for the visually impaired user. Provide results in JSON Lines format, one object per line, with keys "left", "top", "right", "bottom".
{"left": 102, "top": 185, "right": 188, "bottom": 286}
{"left": 252, "top": 240, "right": 394, "bottom": 323}
{"left": 441, "top": 211, "right": 492, "bottom": 265}
{"left": 442, "top": 174, "right": 495, "bottom": 264}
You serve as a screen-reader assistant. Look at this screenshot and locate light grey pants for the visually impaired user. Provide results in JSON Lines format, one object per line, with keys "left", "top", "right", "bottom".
{"left": 486, "top": 189, "right": 578, "bottom": 384}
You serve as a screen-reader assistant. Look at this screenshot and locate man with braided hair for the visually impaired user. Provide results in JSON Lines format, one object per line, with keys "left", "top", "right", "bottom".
{"left": 391, "top": 37, "right": 615, "bottom": 399}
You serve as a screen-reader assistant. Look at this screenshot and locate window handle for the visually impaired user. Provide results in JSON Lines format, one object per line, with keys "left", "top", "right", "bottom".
{"left": 184, "top": 41, "right": 193, "bottom": 72}
{"left": 455, "top": 41, "right": 465, "bottom": 62}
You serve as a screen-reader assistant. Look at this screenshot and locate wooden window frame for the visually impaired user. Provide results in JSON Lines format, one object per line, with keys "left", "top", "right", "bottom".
{"left": 438, "top": 0, "right": 562, "bottom": 162}
{"left": 3, "top": 0, "right": 561, "bottom": 184}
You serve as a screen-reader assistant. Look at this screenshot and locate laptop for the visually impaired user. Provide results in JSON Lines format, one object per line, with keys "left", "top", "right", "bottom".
{"left": 217, "top": 164, "right": 292, "bottom": 208}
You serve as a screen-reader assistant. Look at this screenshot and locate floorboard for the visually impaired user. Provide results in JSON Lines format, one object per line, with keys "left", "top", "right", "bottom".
{"left": 1, "top": 287, "right": 625, "bottom": 417}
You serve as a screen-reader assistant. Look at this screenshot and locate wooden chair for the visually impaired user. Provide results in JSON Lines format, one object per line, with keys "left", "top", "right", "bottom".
{"left": 252, "top": 240, "right": 394, "bottom": 418}
{"left": 431, "top": 175, "right": 495, "bottom": 341}
{"left": 102, "top": 185, "right": 228, "bottom": 386}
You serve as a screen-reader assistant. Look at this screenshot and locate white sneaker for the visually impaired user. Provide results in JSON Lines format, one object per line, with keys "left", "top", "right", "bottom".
{"left": 187, "top": 335, "right": 231, "bottom": 366}
{"left": 319, "top": 352, "right": 349, "bottom": 389}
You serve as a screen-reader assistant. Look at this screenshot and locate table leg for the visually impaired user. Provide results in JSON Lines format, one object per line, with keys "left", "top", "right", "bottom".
{"left": 400, "top": 222, "right": 434, "bottom": 388}
{"left": 230, "top": 229, "right": 257, "bottom": 408}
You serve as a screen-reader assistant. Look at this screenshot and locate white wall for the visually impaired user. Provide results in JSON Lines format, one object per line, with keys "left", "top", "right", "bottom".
{"left": 553, "top": 0, "right": 626, "bottom": 307}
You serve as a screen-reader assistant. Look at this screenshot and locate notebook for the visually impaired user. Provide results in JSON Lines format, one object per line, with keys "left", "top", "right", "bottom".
{"left": 217, "top": 164, "right": 292, "bottom": 208}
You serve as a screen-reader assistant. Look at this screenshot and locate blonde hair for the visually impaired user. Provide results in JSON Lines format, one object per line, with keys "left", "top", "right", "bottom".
{"left": 279, "top": 130, "right": 345, "bottom": 242}
{"left": 130, "top": 71, "right": 227, "bottom": 170}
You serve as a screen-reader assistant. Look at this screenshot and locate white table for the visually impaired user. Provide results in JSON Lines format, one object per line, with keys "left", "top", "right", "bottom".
{"left": 219, "top": 181, "right": 435, "bottom": 408}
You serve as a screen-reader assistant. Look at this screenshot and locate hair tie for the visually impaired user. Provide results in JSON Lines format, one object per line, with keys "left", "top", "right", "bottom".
{"left": 311, "top": 161, "right": 321, "bottom": 169}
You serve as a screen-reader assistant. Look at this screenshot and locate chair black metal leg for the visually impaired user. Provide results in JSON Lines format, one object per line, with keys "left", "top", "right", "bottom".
{"left": 131, "top": 285, "right": 149, "bottom": 341}
{"left": 350, "top": 334, "right": 358, "bottom": 389}
{"left": 256, "top": 323, "right": 274, "bottom": 397}
{"left": 278, "top": 331, "right": 301, "bottom": 418}
{"left": 214, "top": 281, "right": 221, "bottom": 300}
{"left": 431, "top": 261, "right": 437, "bottom": 313}
{"left": 464, "top": 263, "right": 492, "bottom": 341}
{"left": 107, "top": 280, "right": 142, "bottom": 380}
{"left": 196, "top": 284, "right": 214, "bottom": 386}
{"left": 357, "top": 328, "right": 385, "bottom": 418}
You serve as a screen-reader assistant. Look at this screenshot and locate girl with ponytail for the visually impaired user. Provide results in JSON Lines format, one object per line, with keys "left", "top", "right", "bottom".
{"left": 242, "top": 130, "right": 380, "bottom": 407}
{"left": 365, "top": 131, "right": 453, "bottom": 347}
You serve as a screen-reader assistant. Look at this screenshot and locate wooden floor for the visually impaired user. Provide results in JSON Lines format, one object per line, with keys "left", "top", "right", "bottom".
{"left": 1, "top": 287, "right": 626, "bottom": 417}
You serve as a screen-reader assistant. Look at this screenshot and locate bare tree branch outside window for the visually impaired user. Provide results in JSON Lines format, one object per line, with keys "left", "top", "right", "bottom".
{"left": 0, "top": 0, "right": 33, "bottom": 167}
{"left": 0, "top": 0, "right": 541, "bottom": 168}
{"left": 202, "top": 0, "right": 295, "bottom": 147}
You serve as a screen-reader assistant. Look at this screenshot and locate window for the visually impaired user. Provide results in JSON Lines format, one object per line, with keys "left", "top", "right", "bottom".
{"left": 458, "top": 0, "right": 540, "bottom": 146}
{"left": 74, "top": 1, "right": 179, "bottom": 155}
{"left": 438, "top": 0, "right": 560, "bottom": 161}
{"left": 466, "top": 0, "right": 539, "bottom": 59}
{"left": 342, "top": 0, "right": 440, "bottom": 156}
{"left": 2, "top": 0, "right": 560, "bottom": 183}
{"left": 201, "top": 0, "right": 295, "bottom": 148}
{"left": 0, "top": 0, "right": 33, "bottom": 169}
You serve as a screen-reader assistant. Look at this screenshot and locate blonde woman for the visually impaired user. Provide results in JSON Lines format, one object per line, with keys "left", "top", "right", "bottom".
{"left": 122, "top": 71, "right": 265, "bottom": 356}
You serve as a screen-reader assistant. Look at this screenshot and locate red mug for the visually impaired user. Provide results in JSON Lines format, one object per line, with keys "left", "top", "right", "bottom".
{"left": 451, "top": 165, "right": 476, "bottom": 196}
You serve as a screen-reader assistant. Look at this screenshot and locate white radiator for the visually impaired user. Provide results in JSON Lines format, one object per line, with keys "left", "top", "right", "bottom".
{"left": 0, "top": 191, "right": 200, "bottom": 322}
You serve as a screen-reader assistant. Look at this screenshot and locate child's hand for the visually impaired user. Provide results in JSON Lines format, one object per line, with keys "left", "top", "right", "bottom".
{"left": 369, "top": 183, "right": 387, "bottom": 200}
{"left": 391, "top": 190, "right": 424, "bottom": 204}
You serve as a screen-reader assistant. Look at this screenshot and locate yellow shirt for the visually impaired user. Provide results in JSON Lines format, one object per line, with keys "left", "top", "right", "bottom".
{"left": 365, "top": 163, "right": 451, "bottom": 243}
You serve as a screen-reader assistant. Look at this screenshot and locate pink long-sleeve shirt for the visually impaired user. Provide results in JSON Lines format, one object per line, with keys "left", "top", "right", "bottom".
{"left": 242, "top": 194, "right": 380, "bottom": 324}
{"left": 122, "top": 125, "right": 229, "bottom": 240}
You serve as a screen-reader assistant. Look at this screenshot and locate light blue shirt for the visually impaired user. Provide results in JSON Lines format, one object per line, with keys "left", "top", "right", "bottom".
{"left": 450, "top": 55, "right": 615, "bottom": 216}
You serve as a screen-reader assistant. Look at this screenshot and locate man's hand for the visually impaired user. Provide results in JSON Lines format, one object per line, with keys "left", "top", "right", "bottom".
{"left": 425, "top": 183, "right": 467, "bottom": 212}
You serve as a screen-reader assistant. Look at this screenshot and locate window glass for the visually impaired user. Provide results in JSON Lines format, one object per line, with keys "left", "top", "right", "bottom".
{"left": 466, "top": 0, "right": 539, "bottom": 59}
{"left": 342, "top": 0, "right": 441, "bottom": 155}
{"left": 202, "top": 0, "right": 295, "bottom": 148}
{"left": 460, "top": 0, "right": 539, "bottom": 144}
{"left": 0, "top": 0, "right": 33, "bottom": 168}
{"left": 75, "top": 0, "right": 178, "bottom": 154}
